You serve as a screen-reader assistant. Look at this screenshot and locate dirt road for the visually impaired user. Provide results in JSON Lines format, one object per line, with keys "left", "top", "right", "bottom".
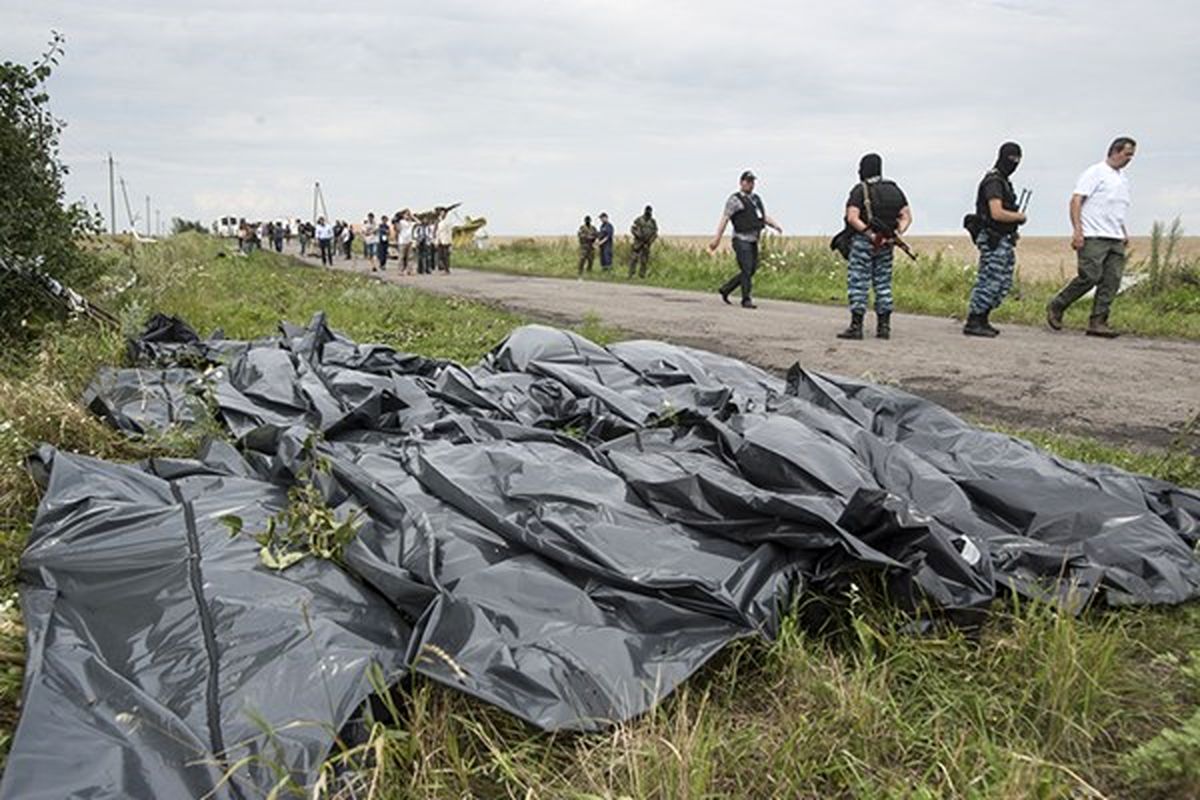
{"left": 313, "top": 254, "right": 1198, "bottom": 452}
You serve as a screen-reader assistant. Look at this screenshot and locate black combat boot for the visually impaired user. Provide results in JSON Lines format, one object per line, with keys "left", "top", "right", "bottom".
{"left": 837, "top": 311, "right": 864, "bottom": 340}
{"left": 963, "top": 313, "right": 997, "bottom": 337}
{"left": 981, "top": 309, "right": 1000, "bottom": 335}
{"left": 876, "top": 311, "right": 891, "bottom": 339}
{"left": 1045, "top": 302, "right": 1064, "bottom": 331}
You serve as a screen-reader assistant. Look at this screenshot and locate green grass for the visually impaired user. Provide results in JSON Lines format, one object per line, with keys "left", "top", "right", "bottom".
{"left": 324, "top": 601, "right": 1200, "bottom": 799}
{"left": 460, "top": 237, "right": 1200, "bottom": 340}
{"left": 2, "top": 233, "right": 1200, "bottom": 797}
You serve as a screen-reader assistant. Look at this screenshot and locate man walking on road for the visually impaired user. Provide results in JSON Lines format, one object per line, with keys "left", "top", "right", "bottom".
{"left": 1046, "top": 137, "right": 1136, "bottom": 338}
{"left": 837, "top": 153, "right": 911, "bottom": 340}
{"left": 708, "top": 170, "right": 783, "bottom": 309}
{"left": 577, "top": 215, "right": 598, "bottom": 275}
{"left": 315, "top": 216, "right": 334, "bottom": 266}
{"left": 963, "top": 142, "right": 1027, "bottom": 337}
{"left": 375, "top": 216, "right": 390, "bottom": 271}
{"left": 396, "top": 210, "right": 414, "bottom": 274}
{"left": 628, "top": 206, "right": 658, "bottom": 278}
{"left": 436, "top": 210, "right": 454, "bottom": 273}
{"left": 597, "top": 212, "right": 615, "bottom": 271}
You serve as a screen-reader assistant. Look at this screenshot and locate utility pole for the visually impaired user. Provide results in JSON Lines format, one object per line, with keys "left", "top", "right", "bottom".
{"left": 108, "top": 153, "right": 116, "bottom": 235}
{"left": 145, "top": 196, "right": 151, "bottom": 237}
{"left": 118, "top": 177, "right": 137, "bottom": 232}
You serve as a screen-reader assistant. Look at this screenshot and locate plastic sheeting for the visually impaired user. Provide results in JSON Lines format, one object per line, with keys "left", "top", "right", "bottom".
{"left": 5, "top": 313, "right": 1199, "bottom": 798}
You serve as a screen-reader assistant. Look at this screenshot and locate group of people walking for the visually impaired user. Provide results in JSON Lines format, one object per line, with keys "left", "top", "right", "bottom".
{"left": 575, "top": 208, "right": 659, "bottom": 277}
{"left": 303, "top": 210, "right": 455, "bottom": 275}
{"left": 706, "top": 136, "right": 1137, "bottom": 340}
{"left": 236, "top": 220, "right": 289, "bottom": 254}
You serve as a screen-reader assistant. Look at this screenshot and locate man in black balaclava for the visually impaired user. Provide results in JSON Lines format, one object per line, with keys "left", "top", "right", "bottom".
{"left": 963, "top": 142, "right": 1028, "bottom": 337}
{"left": 837, "top": 153, "right": 911, "bottom": 340}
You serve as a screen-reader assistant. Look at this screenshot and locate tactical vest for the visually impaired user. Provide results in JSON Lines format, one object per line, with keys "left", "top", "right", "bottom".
{"left": 730, "top": 193, "right": 766, "bottom": 234}
{"left": 862, "top": 180, "right": 906, "bottom": 232}
{"left": 976, "top": 170, "right": 1019, "bottom": 235}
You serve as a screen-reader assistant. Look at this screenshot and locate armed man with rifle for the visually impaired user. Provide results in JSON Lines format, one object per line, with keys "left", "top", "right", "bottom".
{"left": 837, "top": 153, "right": 912, "bottom": 340}
{"left": 963, "top": 142, "right": 1028, "bottom": 337}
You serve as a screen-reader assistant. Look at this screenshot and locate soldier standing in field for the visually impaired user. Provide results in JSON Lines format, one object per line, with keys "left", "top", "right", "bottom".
{"left": 597, "top": 212, "right": 615, "bottom": 270}
{"left": 963, "top": 142, "right": 1028, "bottom": 337}
{"left": 577, "top": 215, "right": 598, "bottom": 276}
{"left": 1046, "top": 137, "right": 1137, "bottom": 338}
{"left": 708, "top": 170, "right": 783, "bottom": 309}
{"left": 628, "top": 206, "right": 658, "bottom": 278}
{"left": 836, "top": 153, "right": 912, "bottom": 340}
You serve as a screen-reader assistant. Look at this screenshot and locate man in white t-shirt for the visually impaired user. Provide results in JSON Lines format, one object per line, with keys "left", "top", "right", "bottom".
{"left": 1046, "top": 137, "right": 1136, "bottom": 338}
{"left": 314, "top": 216, "right": 335, "bottom": 266}
{"left": 396, "top": 210, "right": 414, "bottom": 274}
{"left": 435, "top": 211, "right": 454, "bottom": 273}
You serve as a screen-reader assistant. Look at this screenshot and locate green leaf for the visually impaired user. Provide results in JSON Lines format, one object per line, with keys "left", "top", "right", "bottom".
{"left": 218, "top": 514, "right": 243, "bottom": 538}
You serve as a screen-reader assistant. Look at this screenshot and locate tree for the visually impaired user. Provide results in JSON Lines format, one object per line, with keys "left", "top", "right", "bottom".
{"left": 0, "top": 32, "right": 100, "bottom": 337}
{"left": 171, "top": 217, "right": 208, "bottom": 235}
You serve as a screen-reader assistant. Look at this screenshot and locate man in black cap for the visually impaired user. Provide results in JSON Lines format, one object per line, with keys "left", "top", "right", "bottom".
{"left": 628, "top": 206, "right": 658, "bottom": 278}
{"left": 837, "top": 153, "right": 911, "bottom": 340}
{"left": 964, "top": 142, "right": 1027, "bottom": 336}
{"left": 708, "top": 170, "right": 783, "bottom": 309}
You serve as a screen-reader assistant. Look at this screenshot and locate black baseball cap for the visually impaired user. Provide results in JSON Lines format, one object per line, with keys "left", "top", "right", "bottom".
{"left": 740, "top": 170, "right": 757, "bottom": 181}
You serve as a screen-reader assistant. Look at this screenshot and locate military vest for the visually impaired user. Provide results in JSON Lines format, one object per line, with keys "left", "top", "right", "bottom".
{"left": 976, "top": 170, "right": 1019, "bottom": 235}
{"left": 730, "top": 192, "right": 766, "bottom": 234}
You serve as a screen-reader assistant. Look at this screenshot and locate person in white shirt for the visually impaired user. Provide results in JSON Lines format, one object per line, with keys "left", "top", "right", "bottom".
{"left": 314, "top": 216, "right": 334, "bottom": 266}
{"left": 1046, "top": 137, "right": 1136, "bottom": 338}
{"left": 435, "top": 211, "right": 454, "bottom": 273}
{"left": 363, "top": 213, "right": 377, "bottom": 261}
{"left": 396, "top": 210, "right": 415, "bottom": 274}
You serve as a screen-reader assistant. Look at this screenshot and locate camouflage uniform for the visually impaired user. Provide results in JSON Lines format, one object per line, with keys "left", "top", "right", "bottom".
{"left": 847, "top": 233, "right": 895, "bottom": 314}
{"left": 628, "top": 212, "right": 658, "bottom": 277}
{"left": 968, "top": 231, "right": 1016, "bottom": 315}
{"left": 577, "top": 222, "right": 598, "bottom": 273}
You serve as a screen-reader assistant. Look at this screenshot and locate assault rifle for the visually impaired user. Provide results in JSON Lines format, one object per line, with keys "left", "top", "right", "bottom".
{"left": 868, "top": 222, "right": 917, "bottom": 261}
{"left": 892, "top": 234, "right": 918, "bottom": 262}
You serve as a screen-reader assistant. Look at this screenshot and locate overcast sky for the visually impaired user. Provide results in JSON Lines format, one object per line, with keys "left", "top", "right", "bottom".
{"left": 4, "top": 0, "right": 1198, "bottom": 235}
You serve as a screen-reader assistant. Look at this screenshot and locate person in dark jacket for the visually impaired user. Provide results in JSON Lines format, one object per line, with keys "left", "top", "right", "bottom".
{"left": 837, "top": 153, "right": 912, "bottom": 340}
{"left": 964, "top": 142, "right": 1027, "bottom": 337}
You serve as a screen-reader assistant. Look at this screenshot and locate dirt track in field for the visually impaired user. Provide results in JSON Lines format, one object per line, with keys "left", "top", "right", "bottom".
{"left": 311, "top": 251, "right": 1199, "bottom": 453}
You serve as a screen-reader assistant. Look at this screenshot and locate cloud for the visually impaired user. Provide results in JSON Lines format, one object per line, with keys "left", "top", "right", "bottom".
{"left": 4, "top": 0, "right": 1197, "bottom": 234}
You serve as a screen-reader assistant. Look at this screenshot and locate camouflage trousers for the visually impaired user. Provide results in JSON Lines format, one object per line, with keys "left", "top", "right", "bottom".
{"left": 847, "top": 233, "right": 894, "bottom": 314}
{"left": 968, "top": 232, "right": 1016, "bottom": 314}
{"left": 628, "top": 242, "right": 651, "bottom": 277}
{"left": 578, "top": 246, "right": 595, "bottom": 273}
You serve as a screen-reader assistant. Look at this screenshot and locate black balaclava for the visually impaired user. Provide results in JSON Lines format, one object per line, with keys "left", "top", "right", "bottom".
{"left": 858, "top": 153, "right": 882, "bottom": 181}
{"left": 995, "top": 141, "right": 1022, "bottom": 177}
{"left": 644, "top": 205, "right": 653, "bottom": 217}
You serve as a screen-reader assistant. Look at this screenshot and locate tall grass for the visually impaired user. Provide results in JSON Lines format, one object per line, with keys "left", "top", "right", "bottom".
{"left": 461, "top": 233, "right": 1200, "bottom": 339}
{"left": 313, "top": 601, "right": 1200, "bottom": 799}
